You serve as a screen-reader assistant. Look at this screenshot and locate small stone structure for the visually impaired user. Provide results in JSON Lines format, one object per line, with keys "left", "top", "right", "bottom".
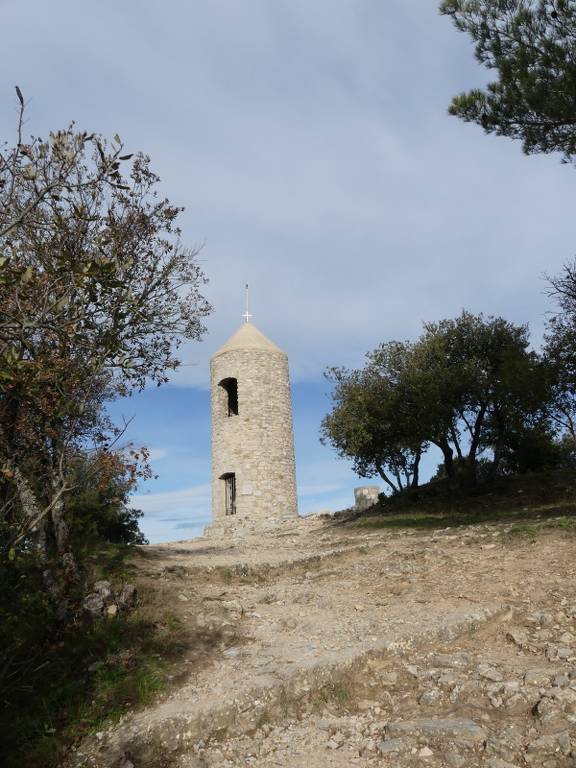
{"left": 354, "top": 486, "right": 380, "bottom": 511}
{"left": 206, "top": 321, "right": 298, "bottom": 535}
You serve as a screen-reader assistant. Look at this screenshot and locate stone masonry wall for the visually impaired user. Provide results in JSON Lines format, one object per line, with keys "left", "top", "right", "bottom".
{"left": 211, "top": 348, "right": 298, "bottom": 524}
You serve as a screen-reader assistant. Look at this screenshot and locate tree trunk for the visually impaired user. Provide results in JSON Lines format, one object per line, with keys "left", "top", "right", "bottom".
{"left": 376, "top": 464, "right": 399, "bottom": 495}
{"left": 491, "top": 404, "right": 505, "bottom": 478}
{"left": 13, "top": 467, "right": 61, "bottom": 605}
{"left": 450, "top": 426, "right": 463, "bottom": 460}
{"left": 51, "top": 477, "right": 78, "bottom": 585}
{"left": 391, "top": 459, "right": 404, "bottom": 491}
{"left": 411, "top": 448, "right": 421, "bottom": 488}
{"left": 434, "top": 439, "right": 456, "bottom": 485}
{"left": 467, "top": 403, "right": 488, "bottom": 485}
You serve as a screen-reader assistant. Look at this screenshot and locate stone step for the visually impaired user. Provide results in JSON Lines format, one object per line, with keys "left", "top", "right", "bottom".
{"left": 68, "top": 603, "right": 511, "bottom": 767}
{"left": 172, "top": 538, "right": 391, "bottom": 581}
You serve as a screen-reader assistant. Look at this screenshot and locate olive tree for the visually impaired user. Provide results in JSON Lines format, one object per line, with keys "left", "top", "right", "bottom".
{"left": 321, "top": 342, "right": 425, "bottom": 494}
{"left": 322, "top": 312, "right": 548, "bottom": 492}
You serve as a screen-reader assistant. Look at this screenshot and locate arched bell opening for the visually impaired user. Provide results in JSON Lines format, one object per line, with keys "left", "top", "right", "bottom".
{"left": 219, "top": 377, "right": 238, "bottom": 417}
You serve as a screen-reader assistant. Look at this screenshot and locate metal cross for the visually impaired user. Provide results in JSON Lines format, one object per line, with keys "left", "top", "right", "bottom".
{"left": 243, "top": 283, "right": 253, "bottom": 323}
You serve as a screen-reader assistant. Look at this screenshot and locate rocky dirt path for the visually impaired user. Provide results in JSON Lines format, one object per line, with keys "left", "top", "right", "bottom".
{"left": 71, "top": 517, "right": 576, "bottom": 768}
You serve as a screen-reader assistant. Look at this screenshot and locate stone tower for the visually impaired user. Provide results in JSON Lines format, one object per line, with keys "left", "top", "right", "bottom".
{"left": 209, "top": 321, "right": 298, "bottom": 530}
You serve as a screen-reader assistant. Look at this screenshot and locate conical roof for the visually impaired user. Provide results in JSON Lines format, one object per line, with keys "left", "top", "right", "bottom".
{"left": 212, "top": 322, "right": 285, "bottom": 359}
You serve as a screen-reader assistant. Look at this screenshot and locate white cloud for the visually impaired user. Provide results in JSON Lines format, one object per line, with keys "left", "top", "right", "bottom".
{"left": 3, "top": 1, "right": 570, "bottom": 393}
{"left": 131, "top": 483, "right": 212, "bottom": 543}
{"left": 298, "top": 482, "right": 348, "bottom": 497}
{"left": 132, "top": 484, "right": 211, "bottom": 517}
{"left": 148, "top": 448, "right": 168, "bottom": 462}
{"left": 142, "top": 517, "right": 210, "bottom": 545}
{"left": 301, "top": 493, "right": 358, "bottom": 516}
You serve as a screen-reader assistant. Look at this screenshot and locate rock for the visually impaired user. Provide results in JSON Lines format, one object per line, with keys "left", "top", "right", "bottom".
{"left": 438, "top": 672, "right": 459, "bottom": 689}
{"left": 377, "top": 738, "right": 404, "bottom": 755}
{"left": 527, "top": 611, "right": 554, "bottom": 627}
{"left": 106, "top": 604, "right": 118, "bottom": 618}
{"left": 552, "top": 687, "right": 576, "bottom": 712}
{"left": 445, "top": 753, "right": 466, "bottom": 767}
{"left": 432, "top": 652, "right": 470, "bottom": 668}
{"left": 524, "top": 668, "right": 551, "bottom": 686}
{"left": 222, "top": 599, "right": 244, "bottom": 618}
{"left": 525, "top": 731, "right": 572, "bottom": 765}
{"left": 317, "top": 718, "right": 352, "bottom": 733}
{"left": 405, "top": 664, "right": 421, "bottom": 678}
{"left": 359, "top": 738, "right": 377, "bottom": 756}
{"left": 506, "top": 629, "right": 528, "bottom": 647}
{"left": 83, "top": 593, "right": 104, "bottom": 617}
{"left": 117, "top": 583, "right": 137, "bottom": 611}
{"left": 386, "top": 718, "right": 486, "bottom": 743}
{"left": 478, "top": 664, "right": 504, "bottom": 682}
{"left": 487, "top": 759, "right": 521, "bottom": 768}
{"left": 547, "top": 645, "right": 573, "bottom": 660}
{"left": 553, "top": 674, "right": 570, "bottom": 688}
{"left": 357, "top": 699, "right": 379, "bottom": 711}
{"left": 369, "top": 720, "right": 388, "bottom": 734}
{"left": 419, "top": 688, "right": 442, "bottom": 706}
{"left": 380, "top": 671, "right": 398, "bottom": 686}
{"left": 419, "top": 745, "right": 434, "bottom": 757}
{"left": 504, "top": 693, "right": 527, "bottom": 712}
{"left": 453, "top": 679, "right": 483, "bottom": 704}
{"left": 449, "top": 685, "right": 462, "bottom": 703}
{"left": 331, "top": 731, "right": 345, "bottom": 746}
{"left": 326, "top": 738, "right": 339, "bottom": 750}
{"left": 94, "top": 579, "right": 112, "bottom": 595}
{"left": 534, "top": 695, "right": 560, "bottom": 721}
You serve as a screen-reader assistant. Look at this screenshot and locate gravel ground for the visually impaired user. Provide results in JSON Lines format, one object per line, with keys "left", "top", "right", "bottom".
{"left": 69, "top": 515, "right": 576, "bottom": 768}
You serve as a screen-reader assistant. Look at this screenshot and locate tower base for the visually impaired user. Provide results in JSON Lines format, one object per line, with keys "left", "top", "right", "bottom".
{"left": 203, "top": 512, "right": 300, "bottom": 539}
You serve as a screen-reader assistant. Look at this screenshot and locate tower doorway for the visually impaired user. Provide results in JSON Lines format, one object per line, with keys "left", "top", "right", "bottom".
{"left": 221, "top": 473, "right": 236, "bottom": 516}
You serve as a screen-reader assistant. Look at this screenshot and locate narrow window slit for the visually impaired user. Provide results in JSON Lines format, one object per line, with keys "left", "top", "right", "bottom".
{"left": 220, "top": 472, "right": 236, "bottom": 515}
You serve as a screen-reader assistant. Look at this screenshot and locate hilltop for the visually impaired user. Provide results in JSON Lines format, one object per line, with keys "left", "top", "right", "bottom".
{"left": 64, "top": 474, "right": 576, "bottom": 768}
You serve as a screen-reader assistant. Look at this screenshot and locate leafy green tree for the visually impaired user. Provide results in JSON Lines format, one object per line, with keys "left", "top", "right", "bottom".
{"left": 67, "top": 450, "right": 149, "bottom": 546}
{"left": 543, "top": 314, "right": 576, "bottom": 441}
{"left": 322, "top": 312, "right": 549, "bottom": 491}
{"left": 415, "top": 312, "right": 547, "bottom": 482}
{"left": 440, "top": 0, "right": 576, "bottom": 163}
{"left": 321, "top": 342, "right": 425, "bottom": 494}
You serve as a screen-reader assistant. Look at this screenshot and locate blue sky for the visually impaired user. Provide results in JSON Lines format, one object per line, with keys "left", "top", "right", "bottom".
{"left": 2, "top": 1, "right": 575, "bottom": 541}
